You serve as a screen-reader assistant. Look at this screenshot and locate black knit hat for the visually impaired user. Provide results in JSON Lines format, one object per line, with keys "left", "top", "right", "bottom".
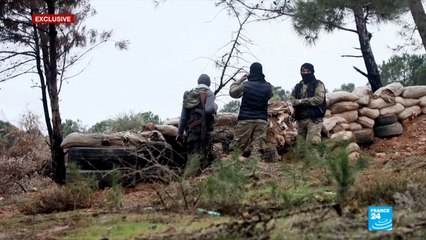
{"left": 301, "top": 63, "right": 315, "bottom": 73}
{"left": 250, "top": 62, "right": 263, "bottom": 75}
{"left": 197, "top": 74, "right": 211, "bottom": 86}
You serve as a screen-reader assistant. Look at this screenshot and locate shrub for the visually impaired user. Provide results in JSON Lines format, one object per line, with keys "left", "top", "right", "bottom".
{"left": 0, "top": 112, "right": 50, "bottom": 194}
{"left": 202, "top": 152, "right": 257, "bottom": 205}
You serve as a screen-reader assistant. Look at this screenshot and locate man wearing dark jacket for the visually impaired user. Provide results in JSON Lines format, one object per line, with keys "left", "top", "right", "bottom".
{"left": 229, "top": 62, "right": 273, "bottom": 158}
{"left": 290, "top": 63, "right": 326, "bottom": 145}
{"left": 177, "top": 74, "right": 217, "bottom": 163}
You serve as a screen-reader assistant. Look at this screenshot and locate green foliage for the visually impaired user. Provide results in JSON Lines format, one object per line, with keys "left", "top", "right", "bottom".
{"left": 289, "top": 138, "right": 321, "bottom": 165}
{"left": 220, "top": 100, "right": 240, "bottom": 113}
{"left": 203, "top": 153, "right": 257, "bottom": 205}
{"left": 0, "top": 120, "right": 15, "bottom": 140}
{"left": 333, "top": 83, "right": 355, "bottom": 92}
{"left": 326, "top": 146, "right": 367, "bottom": 202}
{"left": 88, "top": 111, "right": 162, "bottom": 133}
{"left": 289, "top": 138, "right": 368, "bottom": 203}
{"left": 105, "top": 169, "right": 124, "bottom": 209}
{"left": 270, "top": 86, "right": 291, "bottom": 102}
{"left": 182, "top": 154, "right": 202, "bottom": 179}
{"left": 291, "top": 0, "right": 406, "bottom": 44}
{"left": 280, "top": 185, "right": 317, "bottom": 208}
{"left": 379, "top": 53, "right": 426, "bottom": 86}
{"left": 62, "top": 119, "right": 86, "bottom": 137}
{"left": 88, "top": 120, "right": 114, "bottom": 133}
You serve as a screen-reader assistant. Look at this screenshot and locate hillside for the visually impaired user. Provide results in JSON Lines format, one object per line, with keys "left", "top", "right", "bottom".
{"left": 0, "top": 115, "right": 425, "bottom": 239}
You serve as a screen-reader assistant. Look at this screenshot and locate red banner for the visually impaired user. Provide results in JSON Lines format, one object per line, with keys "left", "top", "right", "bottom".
{"left": 32, "top": 14, "right": 75, "bottom": 24}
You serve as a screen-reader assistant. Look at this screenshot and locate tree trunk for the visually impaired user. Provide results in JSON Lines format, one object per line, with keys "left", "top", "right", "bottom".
{"left": 353, "top": 6, "right": 382, "bottom": 92}
{"left": 408, "top": 0, "right": 426, "bottom": 51}
{"left": 32, "top": 17, "right": 53, "bottom": 143}
{"left": 46, "top": 0, "right": 65, "bottom": 184}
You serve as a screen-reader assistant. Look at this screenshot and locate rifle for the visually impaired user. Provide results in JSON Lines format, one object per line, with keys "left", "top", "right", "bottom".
{"left": 199, "top": 92, "right": 208, "bottom": 162}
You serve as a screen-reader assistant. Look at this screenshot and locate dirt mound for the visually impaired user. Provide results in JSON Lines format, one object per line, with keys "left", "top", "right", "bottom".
{"left": 364, "top": 114, "right": 426, "bottom": 159}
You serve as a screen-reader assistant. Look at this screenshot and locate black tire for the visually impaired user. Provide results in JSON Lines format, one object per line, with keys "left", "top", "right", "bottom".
{"left": 375, "top": 115, "right": 398, "bottom": 126}
{"left": 67, "top": 147, "right": 138, "bottom": 170}
{"left": 353, "top": 128, "right": 375, "bottom": 145}
{"left": 138, "top": 141, "right": 174, "bottom": 166}
{"left": 374, "top": 122, "right": 403, "bottom": 138}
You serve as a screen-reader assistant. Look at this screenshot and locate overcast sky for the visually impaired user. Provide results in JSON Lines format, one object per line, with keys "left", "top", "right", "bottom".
{"left": 0, "top": 0, "right": 425, "bottom": 128}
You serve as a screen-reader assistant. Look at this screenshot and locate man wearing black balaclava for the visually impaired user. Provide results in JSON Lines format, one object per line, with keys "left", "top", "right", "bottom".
{"left": 229, "top": 62, "right": 273, "bottom": 159}
{"left": 290, "top": 63, "right": 326, "bottom": 145}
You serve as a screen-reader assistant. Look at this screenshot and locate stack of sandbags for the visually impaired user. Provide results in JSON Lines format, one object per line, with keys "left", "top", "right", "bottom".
{"left": 326, "top": 91, "right": 360, "bottom": 141}
{"left": 61, "top": 130, "right": 164, "bottom": 149}
{"left": 327, "top": 91, "right": 360, "bottom": 124}
{"left": 370, "top": 83, "right": 411, "bottom": 138}
{"left": 266, "top": 101, "right": 297, "bottom": 148}
{"left": 399, "top": 85, "right": 426, "bottom": 118}
{"left": 347, "top": 86, "right": 374, "bottom": 144}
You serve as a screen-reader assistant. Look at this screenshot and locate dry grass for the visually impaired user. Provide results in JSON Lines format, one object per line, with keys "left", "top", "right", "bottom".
{"left": 0, "top": 126, "right": 51, "bottom": 194}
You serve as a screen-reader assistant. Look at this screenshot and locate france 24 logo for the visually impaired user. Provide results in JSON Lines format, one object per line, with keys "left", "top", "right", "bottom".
{"left": 368, "top": 206, "right": 393, "bottom": 231}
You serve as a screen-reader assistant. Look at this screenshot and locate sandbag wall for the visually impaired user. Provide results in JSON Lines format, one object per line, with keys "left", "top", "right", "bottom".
{"left": 324, "top": 83, "right": 426, "bottom": 145}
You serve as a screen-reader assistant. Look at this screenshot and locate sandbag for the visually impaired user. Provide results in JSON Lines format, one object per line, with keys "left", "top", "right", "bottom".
{"left": 358, "top": 107, "right": 380, "bottom": 119}
{"left": 419, "top": 95, "right": 426, "bottom": 107}
{"left": 61, "top": 132, "right": 149, "bottom": 149}
{"left": 330, "top": 130, "right": 354, "bottom": 142}
{"left": 368, "top": 98, "right": 395, "bottom": 109}
{"left": 214, "top": 112, "right": 238, "bottom": 126}
{"left": 331, "top": 110, "right": 358, "bottom": 123}
{"left": 352, "top": 86, "right": 372, "bottom": 106}
{"left": 266, "top": 129, "right": 286, "bottom": 146}
{"left": 212, "top": 125, "right": 234, "bottom": 141}
{"left": 349, "top": 122, "right": 363, "bottom": 131}
{"left": 356, "top": 116, "right": 375, "bottom": 129}
{"left": 402, "top": 85, "right": 426, "bottom": 99}
{"left": 155, "top": 124, "right": 178, "bottom": 137}
{"left": 379, "top": 103, "right": 405, "bottom": 116}
{"left": 163, "top": 117, "right": 180, "bottom": 127}
{"left": 348, "top": 152, "right": 360, "bottom": 162}
{"left": 323, "top": 116, "right": 348, "bottom": 132}
{"left": 422, "top": 106, "right": 426, "bottom": 114}
{"left": 395, "top": 96, "right": 420, "bottom": 107}
{"left": 397, "top": 105, "right": 422, "bottom": 120}
{"left": 332, "top": 123, "right": 351, "bottom": 133}
{"left": 346, "top": 142, "right": 360, "bottom": 154}
{"left": 327, "top": 91, "right": 359, "bottom": 106}
{"left": 329, "top": 101, "right": 359, "bottom": 114}
{"left": 374, "top": 82, "right": 404, "bottom": 99}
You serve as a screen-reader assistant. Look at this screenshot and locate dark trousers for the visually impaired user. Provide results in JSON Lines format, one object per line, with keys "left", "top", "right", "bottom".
{"left": 186, "top": 129, "right": 213, "bottom": 168}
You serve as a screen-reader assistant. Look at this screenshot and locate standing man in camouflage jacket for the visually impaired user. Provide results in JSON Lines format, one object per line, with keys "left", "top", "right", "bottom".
{"left": 291, "top": 63, "right": 326, "bottom": 145}
{"left": 229, "top": 62, "right": 273, "bottom": 159}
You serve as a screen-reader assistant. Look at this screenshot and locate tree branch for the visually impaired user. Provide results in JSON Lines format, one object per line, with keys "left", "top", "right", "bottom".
{"left": 341, "top": 54, "right": 363, "bottom": 58}
{"left": 353, "top": 66, "right": 368, "bottom": 77}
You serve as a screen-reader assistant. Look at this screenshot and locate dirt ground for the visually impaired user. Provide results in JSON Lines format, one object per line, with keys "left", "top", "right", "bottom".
{"left": 1, "top": 115, "right": 426, "bottom": 239}
{"left": 365, "top": 114, "right": 426, "bottom": 158}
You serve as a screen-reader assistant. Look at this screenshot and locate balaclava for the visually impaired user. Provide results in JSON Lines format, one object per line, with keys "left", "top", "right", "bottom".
{"left": 248, "top": 62, "right": 265, "bottom": 80}
{"left": 300, "top": 63, "right": 316, "bottom": 83}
